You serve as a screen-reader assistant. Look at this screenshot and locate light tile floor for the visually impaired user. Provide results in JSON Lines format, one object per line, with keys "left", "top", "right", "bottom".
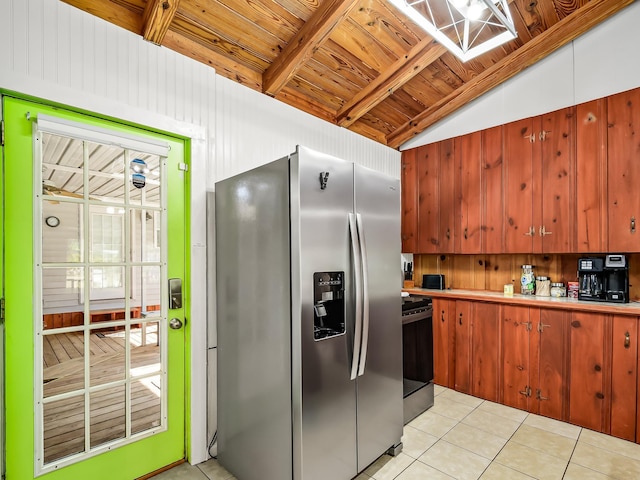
{"left": 154, "top": 385, "right": 640, "bottom": 479}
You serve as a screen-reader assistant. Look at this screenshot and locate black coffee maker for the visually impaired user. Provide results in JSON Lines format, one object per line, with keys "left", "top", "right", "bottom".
{"left": 578, "top": 255, "right": 629, "bottom": 303}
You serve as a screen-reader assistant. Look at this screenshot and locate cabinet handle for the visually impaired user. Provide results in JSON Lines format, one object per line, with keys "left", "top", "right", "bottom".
{"left": 536, "top": 389, "right": 549, "bottom": 401}
{"left": 441, "top": 311, "right": 445, "bottom": 323}
{"left": 524, "top": 226, "right": 535, "bottom": 236}
{"left": 539, "top": 130, "right": 551, "bottom": 141}
{"left": 625, "top": 332, "right": 631, "bottom": 349}
{"left": 539, "top": 226, "right": 553, "bottom": 236}
{"left": 632, "top": 217, "right": 636, "bottom": 234}
{"left": 519, "top": 386, "right": 531, "bottom": 397}
{"left": 464, "top": 228, "right": 468, "bottom": 240}
{"left": 446, "top": 228, "right": 451, "bottom": 240}
{"left": 538, "top": 322, "right": 551, "bottom": 332}
{"left": 459, "top": 312, "right": 463, "bottom": 325}
{"left": 523, "top": 133, "right": 535, "bottom": 143}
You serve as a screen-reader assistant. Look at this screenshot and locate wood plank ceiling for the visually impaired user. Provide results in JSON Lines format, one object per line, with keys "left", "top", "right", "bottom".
{"left": 60, "top": 0, "right": 633, "bottom": 149}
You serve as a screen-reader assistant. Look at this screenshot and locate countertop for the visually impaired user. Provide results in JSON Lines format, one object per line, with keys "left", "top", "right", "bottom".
{"left": 402, "top": 287, "right": 640, "bottom": 316}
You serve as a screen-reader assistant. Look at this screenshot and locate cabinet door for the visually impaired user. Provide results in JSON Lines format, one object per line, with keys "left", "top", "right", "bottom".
{"left": 472, "top": 302, "right": 500, "bottom": 402}
{"left": 576, "top": 100, "right": 607, "bottom": 253}
{"left": 608, "top": 89, "right": 640, "bottom": 252}
{"left": 569, "top": 312, "right": 608, "bottom": 432}
{"left": 432, "top": 298, "right": 454, "bottom": 388}
{"left": 455, "top": 132, "right": 483, "bottom": 253}
{"left": 439, "top": 139, "right": 456, "bottom": 253}
{"left": 611, "top": 315, "right": 637, "bottom": 441}
{"left": 504, "top": 118, "right": 535, "bottom": 253}
{"left": 401, "top": 149, "right": 418, "bottom": 253}
{"left": 416, "top": 144, "right": 440, "bottom": 253}
{"left": 454, "top": 300, "right": 473, "bottom": 394}
{"left": 501, "top": 305, "right": 531, "bottom": 411}
{"left": 535, "top": 309, "right": 569, "bottom": 421}
{"left": 539, "top": 108, "right": 575, "bottom": 253}
{"left": 483, "top": 126, "right": 503, "bottom": 253}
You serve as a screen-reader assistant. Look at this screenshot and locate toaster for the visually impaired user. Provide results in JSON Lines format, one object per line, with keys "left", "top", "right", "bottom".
{"left": 422, "top": 274, "right": 445, "bottom": 290}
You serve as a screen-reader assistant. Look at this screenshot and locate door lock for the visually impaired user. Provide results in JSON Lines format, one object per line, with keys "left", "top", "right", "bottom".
{"left": 169, "top": 278, "right": 182, "bottom": 309}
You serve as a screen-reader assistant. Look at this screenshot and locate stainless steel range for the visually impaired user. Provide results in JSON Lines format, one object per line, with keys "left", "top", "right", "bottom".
{"left": 401, "top": 294, "right": 434, "bottom": 424}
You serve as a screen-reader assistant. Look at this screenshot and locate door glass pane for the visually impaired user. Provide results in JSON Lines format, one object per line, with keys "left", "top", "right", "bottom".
{"left": 132, "top": 376, "right": 161, "bottom": 434}
{"left": 42, "top": 202, "right": 83, "bottom": 263}
{"left": 130, "top": 208, "right": 161, "bottom": 263}
{"left": 131, "top": 266, "right": 162, "bottom": 316}
{"left": 42, "top": 133, "right": 84, "bottom": 198}
{"left": 89, "top": 327, "right": 126, "bottom": 387}
{"left": 43, "top": 331, "right": 85, "bottom": 398}
{"left": 42, "top": 267, "right": 84, "bottom": 330}
{"left": 90, "top": 385, "right": 126, "bottom": 448}
{"left": 88, "top": 142, "right": 125, "bottom": 203}
{"left": 90, "top": 206, "right": 124, "bottom": 262}
{"left": 131, "top": 321, "right": 160, "bottom": 377}
{"left": 44, "top": 395, "right": 85, "bottom": 463}
{"left": 129, "top": 152, "right": 161, "bottom": 208}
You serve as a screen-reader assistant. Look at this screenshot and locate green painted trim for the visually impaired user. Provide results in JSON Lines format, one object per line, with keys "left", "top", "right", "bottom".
{"left": 3, "top": 95, "right": 191, "bottom": 480}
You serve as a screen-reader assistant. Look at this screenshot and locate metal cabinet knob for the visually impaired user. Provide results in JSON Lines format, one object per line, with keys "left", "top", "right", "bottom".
{"left": 169, "top": 318, "right": 183, "bottom": 330}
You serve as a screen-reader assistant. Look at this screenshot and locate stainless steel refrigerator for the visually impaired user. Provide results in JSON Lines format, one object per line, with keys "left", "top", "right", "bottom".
{"left": 215, "top": 146, "right": 403, "bottom": 480}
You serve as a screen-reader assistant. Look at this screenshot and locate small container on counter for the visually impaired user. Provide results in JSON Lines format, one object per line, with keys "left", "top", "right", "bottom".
{"left": 567, "top": 281, "right": 579, "bottom": 299}
{"left": 504, "top": 284, "right": 514, "bottom": 296}
{"left": 535, "top": 276, "right": 551, "bottom": 296}
{"left": 550, "top": 282, "right": 567, "bottom": 297}
{"left": 521, "top": 265, "right": 535, "bottom": 295}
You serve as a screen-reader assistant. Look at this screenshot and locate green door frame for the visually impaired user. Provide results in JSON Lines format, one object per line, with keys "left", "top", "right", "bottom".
{"left": 2, "top": 94, "right": 191, "bottom": 480}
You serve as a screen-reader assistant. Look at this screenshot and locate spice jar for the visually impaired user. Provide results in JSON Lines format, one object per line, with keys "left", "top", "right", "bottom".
{"left": 521, "top": 265, "right": 535, "bottom": 295}
{"left": 535, "top": 276, "right": 551, "bottom": 296}
{"left": 550, "top": 282, "right": 566, "bottom": 297}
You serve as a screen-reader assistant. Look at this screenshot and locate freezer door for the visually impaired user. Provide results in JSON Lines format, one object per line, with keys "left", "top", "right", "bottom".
{"left": 292, "top": 146, "right": 357, "bottom": 480}
{"left": 354, "top": 164, "right": 403, "bottom": 471}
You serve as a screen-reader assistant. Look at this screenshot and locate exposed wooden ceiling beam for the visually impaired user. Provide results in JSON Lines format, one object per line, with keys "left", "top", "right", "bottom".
{"left": 143, "top": 0, "right": 181, "bottom": 45}
{"left": 60, "top": 0, "right": 143, "bottom": 32}
{"left": 336, "top": 40, "right": 447, "bottom": 128}
{"left": 387, "top": 0, "right": 635, "bottom": 149}
{"left": 262, "top": 0, "right": 360, "bottom": 96}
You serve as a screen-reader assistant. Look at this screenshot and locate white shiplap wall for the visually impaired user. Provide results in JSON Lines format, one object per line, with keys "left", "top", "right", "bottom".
{"left": 0, "top": 0, "right": 401, "bottom": 468}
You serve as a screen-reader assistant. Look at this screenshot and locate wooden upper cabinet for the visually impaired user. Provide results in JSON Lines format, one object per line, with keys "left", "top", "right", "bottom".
{"left": 504, "top": 118, "right": 536, "bottom": 253}
{"left": 576, "top": 99, "right": 608, "bottom": 253}
{"left": 483, "top": 126, "right": 504, "bottom": 254}
{"left": 416, "top": 143, "right": 440, "bottom": 253}
{"left": 608, "top": 89, "right": 640, "bottom": 252}
{"left": 538, "top": 108, "right": 575, "bottom": 253}
{"left": 400, "top": 149, "right": 418, "bottom": 253}
{"left": 455, "top": 132, "right": 483, "bottom": 254}
{"left": 439, "top": 139, "right": 456, "bottom": 253}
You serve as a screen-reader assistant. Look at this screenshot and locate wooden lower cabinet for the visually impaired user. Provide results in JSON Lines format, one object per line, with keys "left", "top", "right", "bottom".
{"left": 501, "top": 305, "right": 531, "bottom": 411}
{"left": 432, "top": 298, "right": 454, "bottom": 388}
{"left": 611, "top": 315, "right": 637, "bottom": 441}
{"left": 569, "top": 311, "right": 608, "bottom": 432}
{"left": 454, "top": 300, "right": 473, "bottom": 394}
{"left": 471, "top": 302, "right": 500, "bottom": 402}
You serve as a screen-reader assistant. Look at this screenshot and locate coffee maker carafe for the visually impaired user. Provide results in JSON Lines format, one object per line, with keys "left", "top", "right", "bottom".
{"left": 577, "top": 255, "right": 629, "bottom": 303}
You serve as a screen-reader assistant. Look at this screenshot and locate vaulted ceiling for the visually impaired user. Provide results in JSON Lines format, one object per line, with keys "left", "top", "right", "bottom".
{"left": 60, "top": 0, "right": 632, "bottom": 149}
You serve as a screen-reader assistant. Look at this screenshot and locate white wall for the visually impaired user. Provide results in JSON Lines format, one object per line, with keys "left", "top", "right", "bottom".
{"left": 402, "top": 1, "right": 640, "bottom": 149}
{"left": 0, "top": 0, "right": 401, "bottom": 467}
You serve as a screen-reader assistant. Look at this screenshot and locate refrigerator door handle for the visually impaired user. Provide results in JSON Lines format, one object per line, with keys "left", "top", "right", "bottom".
{"left": 356, "top": 213, "right": 370, "bottom": 377}
{"left": 349, "top": 213, "right": 363, "bottom": 381}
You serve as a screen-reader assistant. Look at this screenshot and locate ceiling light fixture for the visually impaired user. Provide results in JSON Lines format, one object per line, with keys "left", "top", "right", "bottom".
{"left": 388, "top": 0, "right": 517, "bottom": 62}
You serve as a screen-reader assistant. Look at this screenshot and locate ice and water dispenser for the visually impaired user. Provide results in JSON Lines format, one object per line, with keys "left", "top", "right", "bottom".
{"left": 313, "top": 272, "right": 345, "bottom": 340}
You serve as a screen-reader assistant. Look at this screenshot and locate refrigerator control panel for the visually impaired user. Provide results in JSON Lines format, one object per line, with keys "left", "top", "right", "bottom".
{"left": 313, "top": 271, "right": 345, "bottom": 340}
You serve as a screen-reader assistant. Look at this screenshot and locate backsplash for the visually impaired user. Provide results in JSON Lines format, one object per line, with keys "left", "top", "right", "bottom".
{"left": 411, "top": 254, "right": 640, "bottom": 301}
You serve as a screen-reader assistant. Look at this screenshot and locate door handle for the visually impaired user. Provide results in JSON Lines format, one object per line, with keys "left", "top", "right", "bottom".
{"left": 348, "top": 213, "right": 363, "bottom": 381}
{"left": 169, "top": 318, "right": 183, "bottom": 330}
{"left": 356, "top": 213, "right": 369, "bottom": 377}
